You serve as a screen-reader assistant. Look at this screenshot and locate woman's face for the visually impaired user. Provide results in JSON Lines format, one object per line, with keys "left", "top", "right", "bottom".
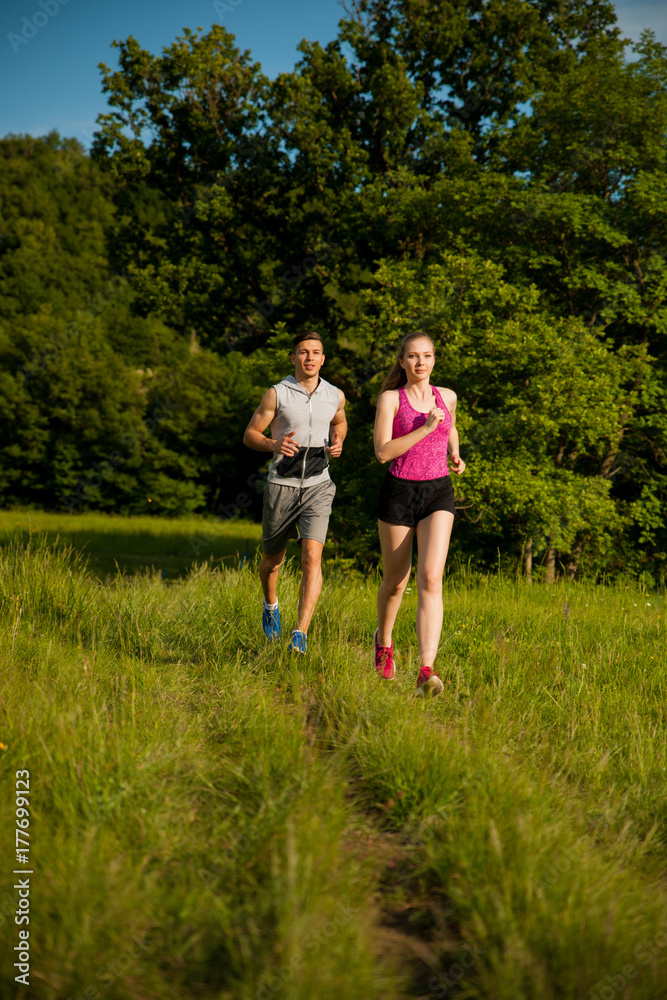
{"left": 400, "top": 338, "right": 435, "bottom": 382}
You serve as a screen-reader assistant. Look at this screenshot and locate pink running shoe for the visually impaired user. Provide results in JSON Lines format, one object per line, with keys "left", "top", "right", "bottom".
{"left": 416, "top": 665, "right": 444, "bottom": 697}
{"left": 374, "top": 629, "right": 395, "bottom": 680}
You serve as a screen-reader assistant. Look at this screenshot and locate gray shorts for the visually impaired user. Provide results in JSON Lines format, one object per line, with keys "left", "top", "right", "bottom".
{"left": 262, "top": 479, "right": 336, "bottom": 556}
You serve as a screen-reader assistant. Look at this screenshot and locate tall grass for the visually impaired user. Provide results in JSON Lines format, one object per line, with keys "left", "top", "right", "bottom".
{"left": 0, "top": 509, "right": 265, "bottom": 577}
{"left": 0, "top": 521, "right": 666, "bottom": 999}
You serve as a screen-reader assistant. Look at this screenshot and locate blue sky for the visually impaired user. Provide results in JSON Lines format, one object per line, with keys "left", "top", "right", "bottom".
{"left": 1, "top": 0, "right": 665, "bottom": 146}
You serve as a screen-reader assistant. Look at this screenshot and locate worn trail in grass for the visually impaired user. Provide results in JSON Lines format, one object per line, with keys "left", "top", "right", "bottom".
{"left": 1, "top": 529, "right": 666, "bottom": 999}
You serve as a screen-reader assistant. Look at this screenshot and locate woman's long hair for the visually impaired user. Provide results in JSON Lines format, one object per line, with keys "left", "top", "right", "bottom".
{"left": 379, "top": 332, "right": 435, "bottom": 394}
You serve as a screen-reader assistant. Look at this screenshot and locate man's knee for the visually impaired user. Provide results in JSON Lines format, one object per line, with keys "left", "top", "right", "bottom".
{"left": 301, "top": 543, "right": 323, "bottom": 573}
{"left": 261, "top": 551, "right": 285, "bottom": 572}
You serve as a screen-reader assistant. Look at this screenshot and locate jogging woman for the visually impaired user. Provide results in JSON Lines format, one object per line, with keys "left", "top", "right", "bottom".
{"left": 373, "top": 332, "right": 465, "bottom": 696}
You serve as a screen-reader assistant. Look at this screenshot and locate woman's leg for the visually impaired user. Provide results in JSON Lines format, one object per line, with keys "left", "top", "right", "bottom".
{"left": 415, "top": 511, "right": 455, "bottom": 668}
{"left": 377, "top": 521, "right": 415, "bottom": 646}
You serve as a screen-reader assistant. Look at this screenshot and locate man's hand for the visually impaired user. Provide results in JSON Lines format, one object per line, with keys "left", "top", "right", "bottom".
{"left": 449, "top": 452, "right": 466, "bottom": 475}
{"left": 327, "top": 430, "right": 344, "bottom": 458}
{"left": 274, "top": 431, "right": 300, "bottom": 456}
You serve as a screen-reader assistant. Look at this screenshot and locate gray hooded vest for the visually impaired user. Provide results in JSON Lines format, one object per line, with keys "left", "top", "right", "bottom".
{"left": 267, "top": 375, "right": 340, "bottom": 488}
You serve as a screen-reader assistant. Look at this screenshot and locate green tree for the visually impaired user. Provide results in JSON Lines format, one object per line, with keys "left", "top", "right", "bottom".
{"left": 0, "top": 132, "right": 115, "bottom": 317}
{"left": 93, "top": 27, "right": 290, "bottom": 350}
{"left": 0, "top": 134, "right": 241, "bottom": 516}
{"left": 338, "top": 254, "right": 648, "bottom": 577}
{"left": 5, "top": 3, "right": 663, "bottom": 577}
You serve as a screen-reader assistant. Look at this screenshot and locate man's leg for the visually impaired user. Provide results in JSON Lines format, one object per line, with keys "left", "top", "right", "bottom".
{"left": 295, "top": 539, "right": 324, "bottom": 634}
{"left": 259, "top": 550, "right": 285, "bottom": 604}
{"left": 292, "top": 480, "right": 335, "bottom": 637}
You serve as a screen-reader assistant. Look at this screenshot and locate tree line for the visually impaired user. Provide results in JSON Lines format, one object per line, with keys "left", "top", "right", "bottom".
{"left": 1, "top": 0, "right": 666, "bottom": 581}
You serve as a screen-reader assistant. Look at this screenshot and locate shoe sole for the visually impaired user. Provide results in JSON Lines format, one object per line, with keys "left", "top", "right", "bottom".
{"left": 416, "top": 675, "right": 444, "bottom": 698}
{"left": 373, "top": 629, "right": 395, "bottom": 680}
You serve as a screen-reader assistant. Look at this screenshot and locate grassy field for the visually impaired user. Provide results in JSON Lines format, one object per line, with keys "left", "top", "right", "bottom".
{"left": 0, "top": 510, "right": 268, "bottom": 578}
{"left": 1, "top": 513, "right": 667, "bottom": 999}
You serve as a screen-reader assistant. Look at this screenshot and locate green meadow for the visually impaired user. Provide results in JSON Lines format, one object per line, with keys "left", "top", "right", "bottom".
{"left": 1, "top": 513, "right": 666, "bottom": 999}
{"left": 0, "top": 510, "right": 266, "bottom": 579}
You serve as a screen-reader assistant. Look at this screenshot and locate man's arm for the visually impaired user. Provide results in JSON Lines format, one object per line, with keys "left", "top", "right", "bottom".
{"left": 243, "top": 387, "right": 300, "bottom": 456}
{"left": 327, "top": 390, "right": 347, "bottom": 458}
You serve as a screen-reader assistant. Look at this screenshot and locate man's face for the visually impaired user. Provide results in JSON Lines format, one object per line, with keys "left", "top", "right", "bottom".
{"left": 291, "top": 340, "right": 325, "bottom": 380}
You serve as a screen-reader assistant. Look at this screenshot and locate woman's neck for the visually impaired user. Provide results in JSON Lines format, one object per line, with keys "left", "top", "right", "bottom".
{"left": 405, "top": 379, "right": 432, "bottom": 400}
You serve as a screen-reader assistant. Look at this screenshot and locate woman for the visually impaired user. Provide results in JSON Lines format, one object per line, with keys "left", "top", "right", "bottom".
{"left": 373, "top": 332, "right": 465, "bottom": 696}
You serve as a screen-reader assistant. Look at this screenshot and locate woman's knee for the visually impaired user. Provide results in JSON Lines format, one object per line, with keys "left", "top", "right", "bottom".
{"left": 382, "top": 573, "right": 410, "bottom": 597}
{"left": 417, "top": 569, "right": 444, "bottom": 594}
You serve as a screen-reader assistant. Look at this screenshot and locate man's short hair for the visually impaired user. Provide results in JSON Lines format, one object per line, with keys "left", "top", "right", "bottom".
{"left": 292, "top": 331, "right": 324, "bottom": 350}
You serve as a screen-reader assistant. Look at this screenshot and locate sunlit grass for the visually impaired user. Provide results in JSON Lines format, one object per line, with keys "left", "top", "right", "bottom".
{"left": 0, "top": 509, "right": 264, "bottom": 578}
{"left": 0, "top": 521, "right": 666, "bottom": 998}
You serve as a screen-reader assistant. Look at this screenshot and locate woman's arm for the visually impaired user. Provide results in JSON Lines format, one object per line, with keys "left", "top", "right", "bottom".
{"left": 441, "top": 389, "right": 466, "bottom": 475}
{"left": 374, "top": 389, "right": 445, "bottom": 464}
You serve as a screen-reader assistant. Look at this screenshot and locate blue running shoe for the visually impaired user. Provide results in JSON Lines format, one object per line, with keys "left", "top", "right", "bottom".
{"left": 287, "top": 629, "right": 307, "bottom": 654}
{"left": 262, "top": 603, "right": 281, "bottom": 640}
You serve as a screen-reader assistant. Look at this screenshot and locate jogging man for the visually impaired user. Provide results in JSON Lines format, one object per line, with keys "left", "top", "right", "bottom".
{"left": 243, "top": 332, "right": 347, "bottom": 653}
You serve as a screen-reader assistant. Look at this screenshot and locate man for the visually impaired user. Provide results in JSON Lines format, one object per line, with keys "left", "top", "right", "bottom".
{"left": 243, "top": 332, "right": 347, "bottom": 653}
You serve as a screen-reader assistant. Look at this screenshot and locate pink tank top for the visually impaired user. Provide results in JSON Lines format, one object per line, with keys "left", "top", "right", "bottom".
{"left": 389, "top": 385, "right": 451, "bottom": 480}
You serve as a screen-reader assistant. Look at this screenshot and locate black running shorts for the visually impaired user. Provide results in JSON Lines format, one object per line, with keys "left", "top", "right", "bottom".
{"left": 377, "top": 472, "right": 456, "bottom": 527}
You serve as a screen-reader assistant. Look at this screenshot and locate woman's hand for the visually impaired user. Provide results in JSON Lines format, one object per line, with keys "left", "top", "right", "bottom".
{"left": 425, "top": 407, "right": 446, "bottom": 433}
{"left": 449, "top": 452, "right": 466, "bottom": 475}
